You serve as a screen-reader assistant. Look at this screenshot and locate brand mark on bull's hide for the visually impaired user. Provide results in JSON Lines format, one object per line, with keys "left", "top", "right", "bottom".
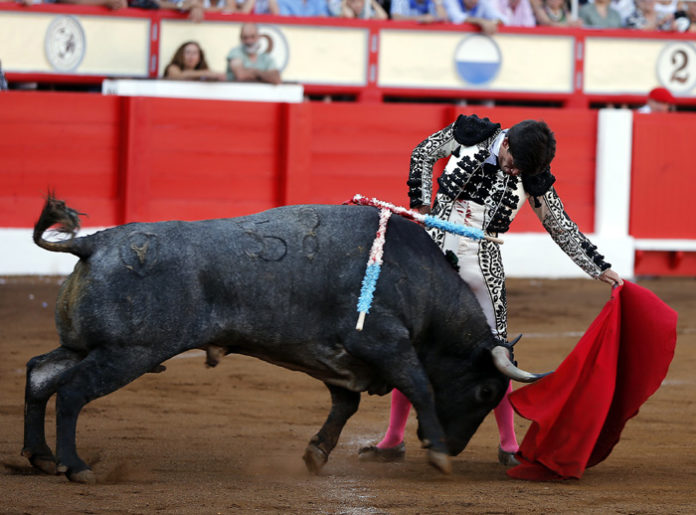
{"left": 120, "top": 232, "right": 159, "bottom": 276}
{"left": 298, "top": 207, "right": 320, "bottom": 260}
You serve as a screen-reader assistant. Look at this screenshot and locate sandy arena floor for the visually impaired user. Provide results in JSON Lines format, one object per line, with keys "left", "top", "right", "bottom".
{"left": 1, "top": 276, "right": 694, "bottom": 514}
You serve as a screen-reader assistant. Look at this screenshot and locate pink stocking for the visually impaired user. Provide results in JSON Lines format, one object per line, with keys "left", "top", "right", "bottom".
{"left": 377, "top": 389, "right": 411, "bottom": 448}
{"left": 494, "top": 382, "right": 518, "bottom": 453}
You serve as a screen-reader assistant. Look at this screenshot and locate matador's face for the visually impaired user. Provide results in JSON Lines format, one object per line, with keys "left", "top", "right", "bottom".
{"left": 499, "top": 138, "right": 521, "bottom": 177}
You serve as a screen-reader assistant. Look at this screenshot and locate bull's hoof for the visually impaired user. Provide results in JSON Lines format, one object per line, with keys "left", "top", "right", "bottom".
{"left": 302, "top": 444, "right": 328, "bottom": 475}
{"left": 205, "top": 345, "right": 226, "bottom": 368}
{"left": 67, "top": 468, "right": 96, "bottom": 484}
{"left": 31, "top": 457, "right": 58, "bottom": 475}
{"left": 427, "top": 449, "right": 451, "bottom": 474}
{"left": 22, "top": 448, "right": 57, "bottom": 475}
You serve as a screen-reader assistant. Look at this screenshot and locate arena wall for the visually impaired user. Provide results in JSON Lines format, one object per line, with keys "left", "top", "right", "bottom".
{"left": 1, "top": 92, "right": 694, "bottom": 277}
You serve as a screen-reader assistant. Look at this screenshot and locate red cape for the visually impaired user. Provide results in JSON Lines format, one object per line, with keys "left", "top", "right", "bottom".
{"left": 507, "top": 281, "right": 677, "bottom": 481}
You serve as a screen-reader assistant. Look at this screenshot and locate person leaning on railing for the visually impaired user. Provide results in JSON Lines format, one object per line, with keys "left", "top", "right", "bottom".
{"left": 328, "top": 0, "right": 388, "bottom": 18}
{"left": 442, "top": 0, "right": 508, "bottom": 34}
{"left": 163, "top": 41, "right": 227, "bottom": 80}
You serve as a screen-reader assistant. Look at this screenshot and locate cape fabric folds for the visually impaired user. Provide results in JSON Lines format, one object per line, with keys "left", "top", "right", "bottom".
{"left": 507, "top": 281, "right": 677, "bottom": 481}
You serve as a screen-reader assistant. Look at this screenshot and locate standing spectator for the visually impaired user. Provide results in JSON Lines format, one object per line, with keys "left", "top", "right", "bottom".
{"left": 493, "top": 0, "right": 536, "bottom": 25}
{"left": 533, "top": 0, "right": 582, "bottom": 25}
{"left": 329, "top": 0, "right": 389, "bottom": 18}
{"left": 390, "top": 0, "right": 448, "bottom": 21}
{"left": 226, "top": 23, "right": 282, "bottom": 85}
{"left": 637, "top": 87, "right": 676, "bottom": 112}
{"left": 277, "top": 0, "right": 329, "bottom": 15}
{"left": 443, "top": 0, "right": 507, "bottom": 33}
{"left": 578, "top": 0, "right": 623, "bottom": 26}
{"left": 163, "top": 41, "right": 227, "bottom": 81}
{"left": 626, "top": 0, "right": 673, "bottom": 29}
{"left": 239, "top": 0, "right": 280, "bottom": 13}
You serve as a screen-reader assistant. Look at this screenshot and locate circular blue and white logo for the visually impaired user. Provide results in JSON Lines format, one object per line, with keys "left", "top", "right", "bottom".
{"left": 454, "top": 34, "right": 502, "bottom": 86}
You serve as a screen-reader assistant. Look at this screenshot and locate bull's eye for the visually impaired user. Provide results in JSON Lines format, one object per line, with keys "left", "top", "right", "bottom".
{"left": 474, "top": 383, "right": 497, "bottom": 403}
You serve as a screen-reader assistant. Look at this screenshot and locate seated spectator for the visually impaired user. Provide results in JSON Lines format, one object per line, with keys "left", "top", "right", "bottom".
{"left": 637, "top": 86, "right": 675, "bottom": 112}
{"left": 277, "top": 0, "right": 329, "bottom": 15}
{"left": 443, "top": 0, "right": 507, "bottom": 33}
{"left": 239, "top": 0, "right": 280, "bottom": 13}
{"left": 202, "top": 0, "right": 234, "bottom": 11}
{"left": 57, "top": 0, "right": 127, "bottom": 9}
{"left": 672, "top": 0, "right": 696, "bottom": 31}
{"left": 655, "top": 0, "right": 678, "bottom": 20}
{"left": 493, "top": 0, "right": 535, "bottom": 25}
{"left": 0, "top": 59, "right": 8, "bottom": 92}
{"left": 578, "top": 0, "right": 623, "bottom": 27}
{"left": 626, "top": 0, "right": 673, "bottom": 29}
{"left": 163, "top": 41, "right": 227, "bottom": 81}
{"left": 390, "top": 0, "right": 447, "bottom": 21}
{"left": 226, "top": 23, "right": 282, "bottom": 84}
{"left": 329, "top": 0, "right": 389, "bottom": 18}
{"left": 156, "top": 0, "right": 205, "bottom": 21}
{"left": 533, "top": 0, "right": 582, "bottom": 26}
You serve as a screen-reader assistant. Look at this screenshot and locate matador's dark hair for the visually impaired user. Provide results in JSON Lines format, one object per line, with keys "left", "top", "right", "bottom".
{"left": 506, "top": 120, "right": 556, "bottom": 177}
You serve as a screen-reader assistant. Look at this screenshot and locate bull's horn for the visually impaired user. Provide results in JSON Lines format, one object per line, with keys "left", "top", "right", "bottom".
{"left": 490, "top": 346, "right": 551, "bottom": 383}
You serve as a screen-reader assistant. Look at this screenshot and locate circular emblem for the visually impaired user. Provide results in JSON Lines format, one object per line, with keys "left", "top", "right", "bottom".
{"left": 656, "top": 41, "right": 696, "bottom": 94}
{"left": 257, "top": 25, "right": 289, "bottom": 72}
{"left": 454, "top": 34, "right": 502, "bottom": 86}
{"left": 45, "top": 15, "right": 86, "bottom": 72}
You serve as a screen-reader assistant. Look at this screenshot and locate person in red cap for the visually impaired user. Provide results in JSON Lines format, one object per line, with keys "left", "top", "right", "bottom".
{"left": 638, "top": 87, "right": 676, "bottom": 113}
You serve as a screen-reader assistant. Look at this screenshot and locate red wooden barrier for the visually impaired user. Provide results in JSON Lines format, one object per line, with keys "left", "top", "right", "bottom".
{"left": 0, "top": 92, "right": 598, "bottom": 234}
{"left": 3, "top": 90, "right": 696, "bottom": 277}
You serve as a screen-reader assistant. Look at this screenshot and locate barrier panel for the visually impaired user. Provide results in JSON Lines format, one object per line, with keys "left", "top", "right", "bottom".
{"left": 1, "top": 93, "right": 694, "bottom": 276}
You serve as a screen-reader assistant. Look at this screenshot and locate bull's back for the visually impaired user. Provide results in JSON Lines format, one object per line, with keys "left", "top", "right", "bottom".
{"left": 57, "top": 205, "right": 463, "bottom": 354}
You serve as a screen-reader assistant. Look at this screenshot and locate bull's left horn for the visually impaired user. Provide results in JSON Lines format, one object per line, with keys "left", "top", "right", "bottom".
{"left": 491, "top": 346, "right": 551, "bottom": 383}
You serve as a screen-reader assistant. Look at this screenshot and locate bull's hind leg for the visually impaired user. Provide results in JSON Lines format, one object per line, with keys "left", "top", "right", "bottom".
{"left": 23, "top": 347, "right": 85, "bottom": 474}
{"left": 303, "top": 383, "right": 360, "bottom": 474}
{"left": 52, "top": 345, "right": 169, "bottom": 483}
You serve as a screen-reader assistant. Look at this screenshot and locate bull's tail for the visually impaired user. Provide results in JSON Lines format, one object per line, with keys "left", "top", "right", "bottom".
{"left": 33, "top": 194, "right": 92, "bottom": 259}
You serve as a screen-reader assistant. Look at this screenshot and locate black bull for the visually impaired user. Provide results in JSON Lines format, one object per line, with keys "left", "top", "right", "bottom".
{"left": 24, "top": 197, "right": 540, "bottom": 483}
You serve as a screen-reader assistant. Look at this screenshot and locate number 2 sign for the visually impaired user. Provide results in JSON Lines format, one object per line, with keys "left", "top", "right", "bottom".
{"left": 657, "top": 42, "right": 696, "bottom": 94}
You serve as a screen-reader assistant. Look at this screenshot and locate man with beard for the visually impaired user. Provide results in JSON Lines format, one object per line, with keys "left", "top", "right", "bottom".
{"left": 226, "top": 23, "right": 282, "bottom": 85}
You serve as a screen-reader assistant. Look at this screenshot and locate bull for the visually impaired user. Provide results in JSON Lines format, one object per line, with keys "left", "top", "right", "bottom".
{"left": 23, "top": 196, "right": 544, "bottom": 484}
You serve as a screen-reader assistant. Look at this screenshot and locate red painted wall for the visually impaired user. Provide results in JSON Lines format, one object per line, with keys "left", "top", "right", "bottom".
{"left": 631, "top": 112, "right": 696, "bottom": 240}
{"left": 0, "top": 93, "right": 599, "bottom": 234}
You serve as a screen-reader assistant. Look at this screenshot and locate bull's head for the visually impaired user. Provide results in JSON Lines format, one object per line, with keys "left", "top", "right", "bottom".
{"left": 427, "top": 336, "right": 549, "bottom": 456}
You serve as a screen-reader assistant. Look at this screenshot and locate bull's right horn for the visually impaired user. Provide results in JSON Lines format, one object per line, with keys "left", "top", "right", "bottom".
{"left": 491, "top": 346, "right": 551, "bottom": 383}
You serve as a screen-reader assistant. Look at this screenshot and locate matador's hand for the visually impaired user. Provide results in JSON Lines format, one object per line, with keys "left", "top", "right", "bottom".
{"left": 598, "top": 269, "right": 623, "bottom": 287}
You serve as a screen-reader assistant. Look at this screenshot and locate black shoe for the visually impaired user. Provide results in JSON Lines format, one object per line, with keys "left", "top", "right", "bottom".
{"left": 498, "top": 446, "right": 520, "bottom": 467}
{"left": 358, "top": 442, "right": 406, "bottom": 462}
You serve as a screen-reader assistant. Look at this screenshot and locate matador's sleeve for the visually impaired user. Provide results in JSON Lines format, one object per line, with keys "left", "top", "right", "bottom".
{"left": 407, "top": 123, "right": 459, "bottom": 209}
{"left": 530, "top": 187, "right": 611, "bottom": 278}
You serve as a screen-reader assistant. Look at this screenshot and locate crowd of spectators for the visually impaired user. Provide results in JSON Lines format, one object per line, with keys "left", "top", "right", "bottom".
{"left": 2, "top": 0, "right": 696, "bottom": 31}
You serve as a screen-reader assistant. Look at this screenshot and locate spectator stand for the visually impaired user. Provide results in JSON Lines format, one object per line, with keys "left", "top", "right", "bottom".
{"left": 1, "top": 3, "right": 696, "bottom": 108}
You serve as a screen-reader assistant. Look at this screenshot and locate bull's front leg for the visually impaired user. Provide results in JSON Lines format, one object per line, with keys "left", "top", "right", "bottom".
{"left": 345, "top": 330, "right": 451, "bottom": 474}
{"left": 303, "top": 383, "right": 360, "bottom": 474}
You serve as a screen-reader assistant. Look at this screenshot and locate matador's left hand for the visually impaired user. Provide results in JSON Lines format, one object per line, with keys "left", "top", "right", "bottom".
{"left": 598, "top": 269, "right": 623, "bottom": 287}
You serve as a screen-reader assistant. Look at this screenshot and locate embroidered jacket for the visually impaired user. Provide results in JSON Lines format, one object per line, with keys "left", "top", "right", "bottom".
{"left": 407, "top": 114, "right": 610, "bottom": 278}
